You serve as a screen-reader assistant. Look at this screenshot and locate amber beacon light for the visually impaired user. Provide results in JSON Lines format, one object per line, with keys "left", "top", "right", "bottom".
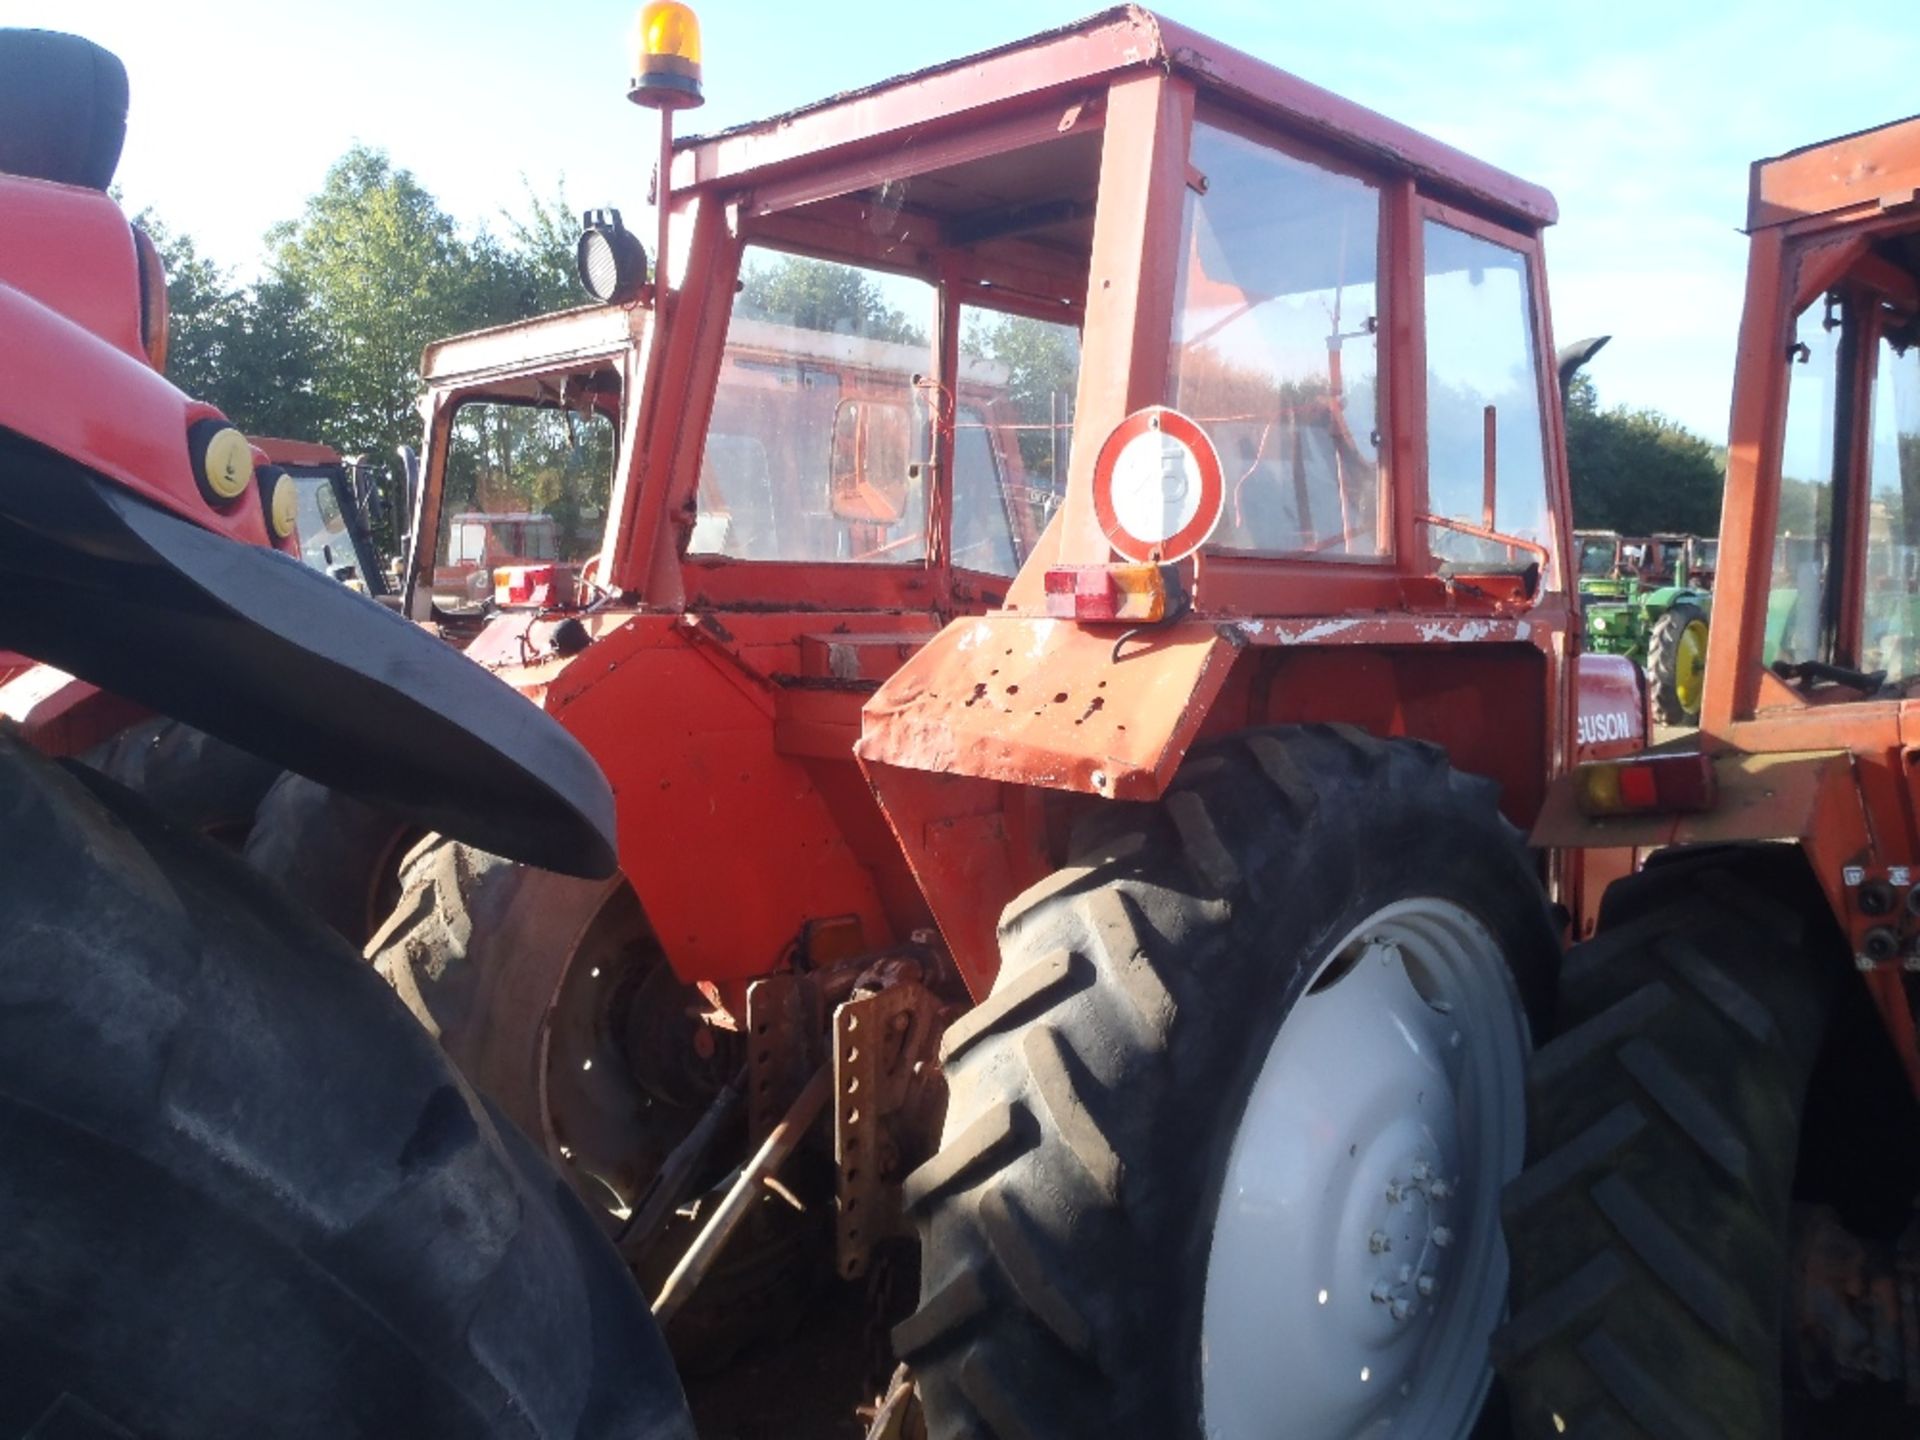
{"left": 629, "top": 2, "right": 704, "bottom": 110}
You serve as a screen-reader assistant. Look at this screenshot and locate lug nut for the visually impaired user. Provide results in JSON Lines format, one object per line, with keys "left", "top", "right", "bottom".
{"left": 1417, "top": 1274, "right": 1437, "bottom": 1298}
{"left": 1370, "top": 1282, "right": 1392, "bottom": 1304}
{"left": 1390, "top": 1298, "right": 1413, "bottom": 1321}
{"left": 1369, "top": 1230, "right": 1391, "bottom": 1253}
{"left": 1430, "top": 1179, "right": 1453, "bottom": 1200}
{"left": 1432, "top": 1226, "right": 1454, "bottom": 1248}
{"left": 1411, "top": 1160, "right": 1430, "bottom": 1182}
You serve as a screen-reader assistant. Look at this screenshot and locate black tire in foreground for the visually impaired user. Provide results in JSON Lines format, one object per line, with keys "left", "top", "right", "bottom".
{"left": 899, "top": 724, "right": 1558, "bottom": 1439}
{"left": 82, "top": 716, "right": 281, "bottom": 841}
{"left": 1648, "top": 601, "right": 1709, "bottom": 726}
{"left": 1495, "top": 847, "right": 1838, "bottom": 1440}
{"left": 0, "top": 731, "right": 693, "bottom": 1440}
{"left": 245, "top": 772, "right": 417, "bottom": 946}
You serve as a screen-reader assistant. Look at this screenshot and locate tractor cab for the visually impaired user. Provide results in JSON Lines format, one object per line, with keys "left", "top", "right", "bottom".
{"left": 840, "top": 7, "right": 1579, "bottom": 977}
{"left": 1543, "top": 112, "right": 1920, "bottom": 1065}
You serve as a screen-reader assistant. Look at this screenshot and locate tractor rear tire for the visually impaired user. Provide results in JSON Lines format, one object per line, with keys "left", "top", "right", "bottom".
{"left": 1495, "top": 850, "right": 1837, "bottom": 1440}
{"left": 82, "top": 716, "right": 280, "bottom": 842}
{"left": 1648, "top": 602, "right": 1709, "bottom": 726}
{"left": 899, "top": 725, "right": 1557, "bottom": 1440}
{"left": 245, "top": 772, "right": 416, "bottom": 946}
{"left": 368, "top": 836, "right": 822, "bottom": 1375}
{"left": 0, "top": 731, "right": 693, "bottom": 1439}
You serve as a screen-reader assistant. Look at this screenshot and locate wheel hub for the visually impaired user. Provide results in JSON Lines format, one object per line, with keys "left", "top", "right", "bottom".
{"left": 1200, "top": 904, "right": 1530, "bottom": 1439}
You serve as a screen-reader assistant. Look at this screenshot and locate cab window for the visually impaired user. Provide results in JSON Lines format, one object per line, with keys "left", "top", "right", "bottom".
{"left": 1423, "top": 222, "right": 1552, "bottom": 573}
{"left": 436, "top": 378, "right": 617, "bottom": 613}
{"left": 956, "top": 306, "right": 1081, "bottom": 577}
{"left": 1862, "top": 330, "right": 1920, "bottom": 682}
{"left": 693, "top": 249, "right": 934, "bottom": 565}
{"left": 1764, "top": 296, "right": 1841, "bottom": 670}
{"left": 1169, "top": 117, "right": 1384, "bottom": 558}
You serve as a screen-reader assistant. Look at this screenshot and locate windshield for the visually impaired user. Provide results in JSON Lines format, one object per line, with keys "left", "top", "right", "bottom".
{"left": 434, "top": 379, "right": 617, "bottom": 612}
{"left": 290, "top": 471, "right": 359, "bottom": 579}
{"left": 1577, "top": 537, "right": 1617, "bottom": 577}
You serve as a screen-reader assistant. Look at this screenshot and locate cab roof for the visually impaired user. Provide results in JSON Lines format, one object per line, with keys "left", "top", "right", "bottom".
{"left": 1748, "top": 112, "right": 1920, "bottom": 231}
{"left": 677, "top": 6, "right": 1556, "bottom": 229}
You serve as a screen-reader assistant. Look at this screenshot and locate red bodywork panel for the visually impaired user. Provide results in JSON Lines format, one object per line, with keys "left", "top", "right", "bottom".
{"left": 864, "top": 608, "right": 1565, "bottom": 995}
{"left": 0, "top": 173, "right": 291, "bottom": 558}
{"left": 463, "top": 607, "right": 943, "bottom": 991}
{"left": 1572, "top": 652, "right": 1645, "bottom": 762}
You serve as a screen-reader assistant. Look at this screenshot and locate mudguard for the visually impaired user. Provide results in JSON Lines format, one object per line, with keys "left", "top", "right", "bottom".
{"left": 0, "top": 431, "right": 615, "bottom": 877}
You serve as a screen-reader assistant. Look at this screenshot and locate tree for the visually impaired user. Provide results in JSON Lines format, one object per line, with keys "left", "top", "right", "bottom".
{"left": 964, "top": 311, "right": 1079, "bottom": 482}
{"left": 134, "top": 211, "right": 326, "bottom": 442}
{"left": 495, "top": 178, "right": 582, "bottom": 317}
{"left": 1565, "top": 374, "right": 1724, "bottom": 535}
{"left": 267, "top": 145, "right": 554, "bottom": 479}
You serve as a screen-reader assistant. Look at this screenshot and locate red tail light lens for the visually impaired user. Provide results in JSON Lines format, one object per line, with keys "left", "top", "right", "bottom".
{"left": 1574, "top": 751, "right": 1716, "bottom": 817}
{"left": 1043, "top": 564, "right": 1179, "bottom": 623}
{"left": 494, "top": 564, "right": 556, "bottom": 608}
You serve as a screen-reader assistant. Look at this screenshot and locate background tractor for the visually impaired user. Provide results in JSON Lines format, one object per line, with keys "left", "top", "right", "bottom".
{"left": 1577, "top": 526, "right": 1716, "bottom": 724}
{"left": 0, "top": 26, "right": 692, "bottom": 1438}
{"left": 1526, "top": 113, "right": 1920, "bottom": 1437}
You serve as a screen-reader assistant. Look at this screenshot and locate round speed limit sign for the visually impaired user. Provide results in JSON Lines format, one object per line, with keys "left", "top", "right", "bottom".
{"left": 1090, "top": 406, "right": 1224, "bottom": 564}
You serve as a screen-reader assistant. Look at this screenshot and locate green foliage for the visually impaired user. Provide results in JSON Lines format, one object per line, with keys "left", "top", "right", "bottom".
{"left": 963, "top": 311, "right": 1079, "bottom": 482}
{"left": 737, "top": 253, "right": 925, "bottom": 345}
{"left": 142, "top": 148, "right": 584, "bottom": 555}
{"left": 267, "top": 145, "right": 533, "bottom": 474}
{"left": 137, "top": 212, "right": 328, "bottom": 442}
{"left": 1565, "top": 374, "right": 1724, "bottom": 535}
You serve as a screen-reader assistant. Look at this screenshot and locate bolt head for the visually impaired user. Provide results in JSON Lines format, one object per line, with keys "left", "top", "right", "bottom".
{"left": 1370, "top": 1282, "right": 1392, "bottom": 1304}
{"left": 1368, "top": 1230, "right": 1391, "bottom": 1253}
{"left": 1430, "top": 1179, "right": 1453, "bottom": 1201}
{"left": 1432, "top": 1225, "right": 1454, "bottom": 1248}
{"left": 1417, "top": 1274, "right": 1437, "bottom": 1298}
{"left": 1390, "top": 1298, "right": 1414, "bottom": 1321}
{"left": 1411, "top": 1160, "right": 1431, "bottom": 1182}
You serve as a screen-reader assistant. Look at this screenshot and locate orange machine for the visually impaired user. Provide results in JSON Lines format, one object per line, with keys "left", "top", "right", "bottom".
{"left": 356, "top": 8, "right": 1647, "bottom": 1437}
{"left": 1512, "top": 116, "right": 1920, "bottom": 1435}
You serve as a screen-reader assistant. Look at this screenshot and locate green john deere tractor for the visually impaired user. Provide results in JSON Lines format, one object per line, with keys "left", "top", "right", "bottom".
{"left": 1576, "top": 529, "right": 1716, "bottom": 724}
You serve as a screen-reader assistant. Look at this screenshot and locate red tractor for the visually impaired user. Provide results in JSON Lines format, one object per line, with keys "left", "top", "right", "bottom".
{"left": 333, "top": 7, "right": 1657, "bottom": 1435}
{"left": 0, "top": 27, "right": 692, "bottom": 1438}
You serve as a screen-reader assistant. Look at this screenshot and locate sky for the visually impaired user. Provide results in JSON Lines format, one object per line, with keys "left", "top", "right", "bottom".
{"left": 7, "top": 0, "right": 1917, "bottom": 443}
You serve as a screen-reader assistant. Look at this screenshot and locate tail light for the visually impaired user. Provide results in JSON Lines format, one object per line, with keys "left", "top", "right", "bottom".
{"left": 494, "top": 564, "right": 556, "bottom": 609}
{"left": 1574, "top": 751, "right": 1716, "bottom": 817}
{"left": 1044, "top": 563, "right": 1183, "bottom": 623}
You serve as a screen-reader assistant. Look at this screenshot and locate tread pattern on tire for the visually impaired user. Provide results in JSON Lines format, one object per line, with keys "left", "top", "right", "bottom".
{"left": 0, "top": 732, "right": 691, "bottom": 1439}
{"left": 1647, "top": 602, "right": 1707, "bottom": 726}
{"left": 900, "top": 723, "right": 1557, "bottom": 1440}
{"left": 1496, "top": 854, "right": 1837, "bottom": 1440}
